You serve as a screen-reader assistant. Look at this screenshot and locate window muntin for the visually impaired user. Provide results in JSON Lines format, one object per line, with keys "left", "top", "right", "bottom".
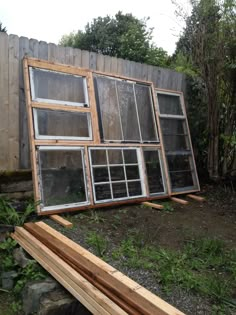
{"left": 94, "top": 75, "right": 158, "bottom": 143}
{"left": 38, "top": 147, "right": 89, "bottom": 211}
{"left": 156, "top": 91, "right": 199, "bottom": 192}
{"left": 33, "top": 108, "right": 92, "bottom": 140}
{"left": 30, "top": 67, "right": 89, "bottom": 107}
{"left": 143, "top": 148, "right": 166, "bottom": 195}
{"left": 89, "top": 147, "right": 146, "bottom": 203}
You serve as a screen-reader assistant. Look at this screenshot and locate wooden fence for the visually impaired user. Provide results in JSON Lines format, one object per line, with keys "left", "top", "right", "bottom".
{"left": 0, "top": 32, "right": 186, "bottom": 171}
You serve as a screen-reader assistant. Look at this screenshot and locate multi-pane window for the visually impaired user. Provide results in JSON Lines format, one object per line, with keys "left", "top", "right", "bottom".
{"left": 89, "top": 148, "right": 145, "bottom": 202}
{"left": 94, "top": 75, "right": 158, "bottom": 143}
{"left": 156, "top": 91, "right": 199, "bottom": 192}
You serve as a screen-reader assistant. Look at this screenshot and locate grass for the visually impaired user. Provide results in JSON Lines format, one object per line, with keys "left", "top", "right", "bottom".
{"left": 111, "top": 232, "right": 236, "bottom": 312}
{"left": 86, "top": 231, "right": 108, "bottom": 257}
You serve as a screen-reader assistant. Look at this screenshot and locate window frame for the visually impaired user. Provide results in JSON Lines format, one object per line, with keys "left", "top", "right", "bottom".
{"left": 37, "top": 146, "right": 90, "bottom": 212}
{"left": 89, "top": 147, "right": 146, "bottom": 203}
{"left": 30, "top": 67, "right": 89, "bottom": 107}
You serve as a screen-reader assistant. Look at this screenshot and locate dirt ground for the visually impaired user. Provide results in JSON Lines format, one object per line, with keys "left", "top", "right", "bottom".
{"left": 43, "top": 183, "right": 236, "bottom": 315}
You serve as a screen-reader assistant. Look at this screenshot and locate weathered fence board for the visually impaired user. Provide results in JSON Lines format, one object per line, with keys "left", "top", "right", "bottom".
{"left": 0, "top": 33, "right": 186, "bottom": 171}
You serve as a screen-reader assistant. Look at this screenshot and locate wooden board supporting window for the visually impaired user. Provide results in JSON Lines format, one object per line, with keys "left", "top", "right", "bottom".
{"left": 24, "top": 57, "right": 199, "bottom": 215}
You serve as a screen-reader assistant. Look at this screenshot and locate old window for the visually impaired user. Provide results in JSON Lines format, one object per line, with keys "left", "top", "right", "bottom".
{"left": 156, "top": 91, "right": 199, "bottom": 192}
{"left": 89, "top": 147, "right": 146, "bottom": 203}
{"left": 33, "top": 108, "right": 92, "bottom": 140}
{"left": 30, "top": 68, "right": 89, "bottom": 107}
{"left": 37, "top": 147, "right": 89, "bottom": 211}
{"left": 94, "top": 75, "right": 158, "bottom": 143}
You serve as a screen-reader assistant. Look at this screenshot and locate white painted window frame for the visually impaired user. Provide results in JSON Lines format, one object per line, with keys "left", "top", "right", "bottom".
{"left": 37, "top": 146, "right": 90, "bottom": 211}
{"left": 88, "top": 147, "right": 146, "bottom": 204}
{"left": 33, "top": 108, "right": 93, "bottom": 141}
{"left": 30, "top": 67, "right": 89, "bottom": 107}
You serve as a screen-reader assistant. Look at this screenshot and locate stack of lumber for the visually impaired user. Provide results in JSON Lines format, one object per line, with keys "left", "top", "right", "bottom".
{"left": 12, "top": 222, "right": 185, "bottom": 315}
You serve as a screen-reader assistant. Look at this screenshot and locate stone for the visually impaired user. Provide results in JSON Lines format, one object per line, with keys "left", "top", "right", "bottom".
{"left": 1, "top": 270, "right": 18, "bottom": 290}
{"left": 22, "top": 278, "right": 60, "bottom": 315}
{"left": 13, "top": 247, "right": 32, "bottom": 268}
{"left": 38, "top": 288, "right": 91, "bottom": 315}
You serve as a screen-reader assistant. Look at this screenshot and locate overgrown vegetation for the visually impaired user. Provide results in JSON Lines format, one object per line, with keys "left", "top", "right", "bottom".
{"left": 111, "top": 232, "right": 236, "bottom": 312}
{"left": 172, "top": 0, "right": 236, "bottom": 180}
{"left": 0, "top": 197, "right": 36, "bottom": 226}
{"left": 0, "top": 21, "right": 7, "bottom": 33}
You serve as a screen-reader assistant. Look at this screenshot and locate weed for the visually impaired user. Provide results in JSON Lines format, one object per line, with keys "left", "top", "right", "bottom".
{"left": 0, "top": 197, "right": 36, "bottom": 226}
{"left": 89, "top": 210, "right": 105, "bottom": 224}
{"left": 0, "top": 238, "right": 18, "bottom": 271}
{"left": 86, "top": 231, "right": 107, "bottom": 257}
{"left": 111, "top": 234, "right": 236, "bottom": 311}
{"left": 161, "top": 202, "right": 174, "bottom": 212}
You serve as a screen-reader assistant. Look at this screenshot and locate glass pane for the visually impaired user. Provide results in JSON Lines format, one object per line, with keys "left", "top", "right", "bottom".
{"left": 110, "top": 166, "right": 125, "bottom": 181}
{"left": 35, "top": 109, "right": 90, "bottom": 138}
{"left": 91, "top": 150, "right": 107, "bottom": 165}
{"left": 135, "top": 85, "right": 158, "bottom": 141}
{"left": 108, "top": 150, "right": 123, "bottom": 164}
{"left": 93, "top": 167, "right": 109, "bottom": 183}
{"left": 117, "top": 81, "right": 140, "bottom": 141}
{"left": 144, "top": 150, "right": 164, "bottom": 194}
{"left": 95, "top": 77, "right": 122, "bottom": 140}
{"left": 112, "top": 182, "right": 127, "bottom": 199}
{"left": 161, "top": 119, "right": 189, "bottom": 151}
{"left": 123, "top": 150, "right": 138, "bottom": 164}
{"left": 157, "top": 93, "right": 183, "bottom": 115}
{"left": 169, "top": 171, "right": 194, "bottom": 189}
{"left": 95, "top": 184, "right": 111, "bottom": 201}
{"left": 31, "top": 68, "right": 86, "bottom": 104}
{"left": 128, "top": 181, "right": 142, "bottom": 196}
{"left": 39, "top": 149, "right": 86, "bottom": 207}
{"left": 167, "top": 155, "right": 192, "bottom": 172}
{"left": 126, "top": 165, "right": 140, "bottom": 180}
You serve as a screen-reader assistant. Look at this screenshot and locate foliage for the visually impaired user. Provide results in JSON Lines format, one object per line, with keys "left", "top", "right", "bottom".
{"left": 172, "top": 0, "right": 236, "bottom": 179}
{"left": 0, "top": 197, "right": 36, "bottom": 226}
{"left": 0, "top": 22, "right": 7, "bottom": 33}
{"left": 86, "top": 231, "right": 108, "bottom": 257}
{"left": 60, "top": 11, "right": 170, "bottom": 67}
{"left": 0, "top": 238, "right": 18, "bottom": 271}
{"left": 161, "top": 202, "right": 174, "bottom": 212}
{"left": 112, "top": 234, "right": 236, "bottom": 311}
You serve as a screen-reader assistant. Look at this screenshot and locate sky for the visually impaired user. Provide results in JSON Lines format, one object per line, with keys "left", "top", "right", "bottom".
{"left": 0, "top": 0, "right": 191, "bottom": 55}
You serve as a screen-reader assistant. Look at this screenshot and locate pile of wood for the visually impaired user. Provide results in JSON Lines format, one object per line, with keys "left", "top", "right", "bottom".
{"left": 12, "top": 222, "right": 184, "bottom": 315}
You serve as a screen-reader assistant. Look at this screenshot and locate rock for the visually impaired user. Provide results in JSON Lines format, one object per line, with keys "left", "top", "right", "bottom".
{"left": 13, "top": 247, "right": 32, "bottom": 268}
{"left": 38, "top": 288, "right": 91, "bottom": 315}
{"left": 22, "top": 278, "right": 59, "bottom": 315}
{"left": 1, "top": 270, "right": 18, "bottom": 290}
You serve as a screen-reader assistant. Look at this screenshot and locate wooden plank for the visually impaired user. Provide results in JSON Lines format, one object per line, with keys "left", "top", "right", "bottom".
{"left": 13, "top": 228, "right": 125, "bottom": 315}
{"left": 170, "top": 197, "right": 188, "bottom": 205}
{"left": 50, "top": 215, "right": 73, "bottom": 228}
{"left": 187, "top": 194, "right": 205, "bottom": 202}
{"left": 0, "top": 32, "right": 9, "bottom": 170}
{"left": 142, "top": 202, "right": 164, "bottom": 210}
{"left": 96, "top": 54, "right": 105, "bottom": 72}
{"left": 48, "top": 43, "right": 57, "bottom": 62}
{"left": 32, "top": 222, "right": 185, "bottom": 315}
{"left": 8, "top": 34, "right": 20, "bottom": 170}
{"left": 110, "top": 57, "right": 118, "bottom": 73}
{"left": 65, "top": 46, "right": 74, "bottom": 65}
{"left": 89, "top": 52, "right": 97, "bottom": 70}
{"left": 81, "top": 50, "right": 90, "bottom": 68}
{"left": 104, "top": 55, "right": 111, "bottom": 73}
{"left": 38, "top": 41, "right": 48, "bottom": 60}
{"left": 19, "top": 36, "right": 30, "bottom": 169}
{"left": 73, "top": 48, "right": 82, "bottom": 67}
{"left": 29, "top": 38, "right": 39, "bottom": 58}
{"left": 23, "top": 223, "right": 140, "bottom": 315}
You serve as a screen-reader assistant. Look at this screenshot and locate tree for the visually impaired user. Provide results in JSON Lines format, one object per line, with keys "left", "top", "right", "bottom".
{"left": 173, "top": 0, "right": 236, "bottom": 179}
{"left": 60, "top": 12, "right": 170, "bottom": 66}
{"left": 0, "top": 22, "right": 7, "bottom": 33}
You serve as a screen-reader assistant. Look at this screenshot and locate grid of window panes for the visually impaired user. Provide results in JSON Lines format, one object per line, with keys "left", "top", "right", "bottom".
{"left": 157, "top": 92, "right": 199, "bottom": 192}
{"left": 89, "top": 148, "right": 145, "bottom": 202}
